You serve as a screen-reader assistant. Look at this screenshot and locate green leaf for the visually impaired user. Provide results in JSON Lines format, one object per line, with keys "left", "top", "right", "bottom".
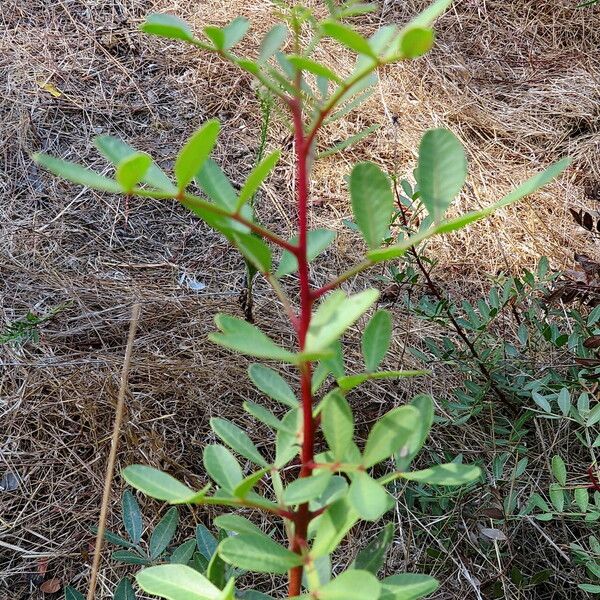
{"left": 222, "top": 17, "right": 250, "bottom": 49}
{"left": 416, "top": 128, "right": 467, "bottom": 223}
{"left": 236, "top": 150, "right": 280, "bottom": 210}
{"left": 551, "top": 455, "right": 567, "bottom": 486}
{"left": 205, "top": 546, "right": 226, "bottom": 590}
{"left": 319, "top": 569, "right": 381, "bottom": 600}
{"left": 380, "top": 574, "right": 439, "bottom": 600}
{"left": 277, "top": 229, "right": 336, "bottom": 277}
{"left": 337, "top": 370, "right": 426, "bottom": 392}
{"left": 33, "top": 153, "right": 122, "bottom": 193}
{"left": 283, "top": 473, "right": 332, "bottom": 505}
{"left": 210, "top": 417, "right": 268, "bottom": 467}
{"left": 322, "top": 390, "right": 354, "bottom": 461}
{"left": 259, "top": 24, "right": 288, "bottom": 62}
{"left": 399, "top": 27, "right": 434, "bottom": 58}
{"left": 350, "top": 162, "right": 394, "bottom": 249}
{"left": 122, "top": 465, "right": 196, "bottom": 502}
{"left": 210, "top": 417, "right": 269, "bottom": 467}
{"left": 557, "top": 388, "right": 571, "bottom": 416}
{"left": 195, "top": 159, "right": 237, "bottom": 211}
{"left": 92, "top": 526, "right": 137, "bottom": 549}
{"left": 170, "top": 539, "right": 197, "bottom": 565}
{"left": 578, "top": 584, "right": 600, "bottom": 594}
{"left": 203, "top": 445, "right": 243, "bottom": 491}
{"left": 122, "top": 489, "right": 143, "bottom": 544}
{"left": 210, "top": 314, "right": 297, "bottom": 362}
{"left": 287, "top": 56, "right": 341, "bottom": 82}
{"left": 114, "top": 578, "right": 136, "bottom": 600}
{"left": 362, "top": 406, "right": 420, "bottom": 468}
{"left": 196, "top": 524, "right": 218, "bottom": 560}
{"left": 574, "top": 487, "right": 589, "bottom": 512}
{"left": 175, "top": 120, "right": 220, "bottom": 191}
{"left": 549, "top": 483, "right": 564, "bottom": 513}
{"left": 401, "top": 463, "right": 481, "bottom": 486}
{"left": 95, "top": 135, "right": 176, "bottom": 193}
{"left": 362, "top": 310, "right": 392, "bottom": 372}
{"left": 141, "top": 14, "right": 194, "bottom": 42}
{"left": 214, "top": 514, "right": 264, "bottom": 536}
{"left": 136, "top": 564, "right": 222, "bottom": 600}
{"left": 203, "top": 26, "right": 225, "bottom": 49}
{"left": 150, "top": 507, "right": 179, "bottom": 560}
{"left": 231, "top": 233, "right": 272, "bottom": 273}
{"left": 311, "top": 499, "right": 359, "bottom": 557}
{"left": 218, "top": 534, "right": 302, "bottom": 574}
{"left": 116, "top": 152, "right": 152, "bottom": 192}
{"left": 318, "top": 124, "right": 380, "bottom": 159}
{"left": 321, "top": 22, "right": 376, "bottom": 57}
{"left": 248, "top": 364, "right": 298, "bottom": 407}
{"left": 395, "top": 394, "right": 434, "bottom": 472}
{"left": 348, "top": 472, "right": 392, "bottom": 521}
{"left": 353, "top": 522, "right": 394, "bottom": 575}
{"left": 305, "top": 289, "right": 379, "bottom": 354}
{"left": 64, "top": 587, "right": 85, "bottom": 600}
{"left": 112, "top": 550, "right": 152, "bottom": 565}
{"left": 243, "top": 401, "right": 285, "bottom": 431}
{"left": 275, "top": 409, "right": 301, "bottom": 468}
{"left": 232, "top": 468, "right": 269, "bottom": 498}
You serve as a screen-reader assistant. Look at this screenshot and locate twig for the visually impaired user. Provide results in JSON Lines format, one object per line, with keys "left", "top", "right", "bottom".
{"left": 87, "top": 303, "right": 141, "bottom": 600}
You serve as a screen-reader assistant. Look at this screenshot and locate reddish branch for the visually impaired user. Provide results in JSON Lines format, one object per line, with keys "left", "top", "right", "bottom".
{"left": 287, "top": 96, "right": 317, "bottom": 597}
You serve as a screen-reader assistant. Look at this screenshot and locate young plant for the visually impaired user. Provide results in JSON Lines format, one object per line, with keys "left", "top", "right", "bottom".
{"left": 35, "top": 1, "right": 571, "bottom": 598}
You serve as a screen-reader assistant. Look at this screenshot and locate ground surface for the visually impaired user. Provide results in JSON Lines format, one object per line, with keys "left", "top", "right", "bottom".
{"left": 1, "top": 0, "right": 600, "bottom": 599}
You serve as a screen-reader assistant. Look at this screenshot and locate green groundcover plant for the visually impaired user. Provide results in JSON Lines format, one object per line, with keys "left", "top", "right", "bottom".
{"left": 34, "top": 1, "right": 571, "bottom": 598}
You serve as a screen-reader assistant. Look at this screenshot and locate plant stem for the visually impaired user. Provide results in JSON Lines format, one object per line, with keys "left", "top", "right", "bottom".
{"left": 288, "top": 94, "right": 316, "bottom": 598}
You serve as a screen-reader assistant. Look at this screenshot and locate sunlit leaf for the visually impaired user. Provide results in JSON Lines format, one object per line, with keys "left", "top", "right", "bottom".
{"left": 236, "top": 150, "right": 280, "bottom": 211}
{"left": 33, "top": 153, "right": 122, "bottom": 193}
{"left": 287, "top": 56, "right": 341, "bottom": 82}
{"left": 203, "top": 445, "right": 243, "bottom": 491}
{"left": 259, "top": 24, "right": 288, "bottom": 62}
{"left": 401, "top": 463, "right": 481, "bottom": 486}
{"left": 116, "top": 151, "right": 152, "bottom": 192}
{"left": 362, "top": 406, "right": 420, "bottom": 468}
{"left": 214, "top": 514, "right": 264, "bottom": 536}
{"left": 175, "top": 120, "right": 220, "bottom": 191}
{"left": 141, "top": 14, "right": 195, "bottom": 42}
{"left": 348, "top": 472, "right": 393, "bottom": 521}
{"left": 210, "top": 314, "right": 297, "bottom": 362}
{"left": 399, "top": 27, "right": 434, "bottom": 58}
{"left": 231, "top": 233, "right": 272, "bottom": 273}
{"left": 337, "top": 370, "right": 427, "bottom": 392}
{"left": 305, "top": 289, "right": 379, "bottom": 354}
{"left": 321, "top": 22, "right": 376, "bottom": 57}
{"left": 136, "top": 564, "right": 222, "bottom": 600}
{"left": 122, "top": 465, "right": 197, "bottom": 502}
{"left": 218, "top": 534, "right": 302, "bottom": 574}
{"left": 318, "top": 124, "right": 379, "bottom": 159}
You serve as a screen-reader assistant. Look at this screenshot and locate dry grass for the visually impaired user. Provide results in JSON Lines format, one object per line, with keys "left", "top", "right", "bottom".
{"left": 1, "top": 0, "right": 599, "bottom": 598}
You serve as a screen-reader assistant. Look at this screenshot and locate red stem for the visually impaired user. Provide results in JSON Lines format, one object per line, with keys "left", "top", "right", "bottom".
{"left": 288, "top": 96, "right": 316, "bottom": 598}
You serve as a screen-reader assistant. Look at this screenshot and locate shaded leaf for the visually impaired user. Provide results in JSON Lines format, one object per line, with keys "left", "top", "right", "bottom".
{"left": 122, "top": 489, "right": 143, "bottom": 544}
{"left": 196, "top": 524, "right": 218, "bottom": 560}
{"left": 170, "top": 539, "right": 197, "bottom": 565}
{"left": 348, "top": 472, "right": 392, "bottom": 521}
{"left": 416, "top": 129, "right": 467, "bottom": 222}
{"left": 150, "top": 507, "right": 179, "bottom": 560}
{"left": 380, "top": 573, "right": 439, "bottom": 600}
{"left": 277, "top": 229, "right": 336, "bottom": 277}
{"left": 362, "top": 310, "right": 392, "bottom": 372}
{"left": 353, "top": 522, "right": 394, "bottom": 574}
{"left": 114, "top": 578, "right": 136, "bottom": 600}
{"left": 350, "top": 162, "right": 394, "bottom": 249}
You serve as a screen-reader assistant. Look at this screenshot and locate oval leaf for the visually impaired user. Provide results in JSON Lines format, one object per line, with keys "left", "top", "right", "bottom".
{"left": 136, "top": 564, "right": 222, "bottom": 600}
{"left": 175, "top": 120, "right": 220, "bottom": 191}
{"left": 362, "top": 310, "right": 392, "bottom": 372}
{"left": 122, "top": 465, "right": 196, "bottom": 502}
{"left": 350, "top": 162, "right": 394, "bottom": 249}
